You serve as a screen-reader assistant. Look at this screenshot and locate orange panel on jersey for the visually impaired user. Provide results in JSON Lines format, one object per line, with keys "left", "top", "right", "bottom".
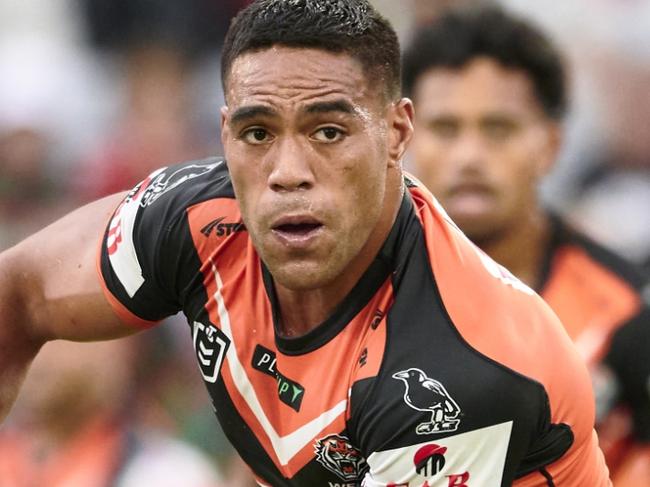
{"left": 542, "top": 246, "right": 641, "bottom": 364}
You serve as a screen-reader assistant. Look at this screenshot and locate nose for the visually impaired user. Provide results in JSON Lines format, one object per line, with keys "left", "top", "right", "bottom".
{"left": 266, "top": 136, "right": 315, "bottom": 192}
{"left": 450, "top": 130, "right": 487, "bottom": 173}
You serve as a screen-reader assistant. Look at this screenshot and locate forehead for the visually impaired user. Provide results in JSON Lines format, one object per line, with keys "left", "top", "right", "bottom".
{"left": 225, "top": 46, "right": 377, "bottom": 110}
{"left": 413, "top": 57, "right": 543, "bottom": 117}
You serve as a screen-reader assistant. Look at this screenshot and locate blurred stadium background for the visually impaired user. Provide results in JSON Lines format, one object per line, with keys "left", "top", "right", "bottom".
{"left": 0, "top": 0, "right": 648, "bottom": 485}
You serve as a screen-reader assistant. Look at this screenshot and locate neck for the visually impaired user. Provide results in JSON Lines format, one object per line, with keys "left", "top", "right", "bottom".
{"left": 275, "top": 173, "right": 404, "bottom": 337}
{"left": 477, "top": 209, "right": 550, "bottom": 289}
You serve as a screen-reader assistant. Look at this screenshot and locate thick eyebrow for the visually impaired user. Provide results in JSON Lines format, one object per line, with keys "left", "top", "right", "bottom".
{"left": 480, "top": 112, "right": 520, "bottom": 123}
{"left": 422, "top": 112, "right": 459, "bottom": 122}
{"left": 228, "top": 99, "right": 357, "bottom": 126}
{"left": 229, "top": 105, "right": 277, "bottom": 126}
{"left": 304, "top": 99, "right": 356, "bottom": 115}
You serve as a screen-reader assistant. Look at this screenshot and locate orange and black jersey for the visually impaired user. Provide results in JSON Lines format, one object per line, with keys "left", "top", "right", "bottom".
{"left": 538, "top": 215, "right": 650, "bottom": 471}
{"left": 99, "top": 159, "right": 610, "bottom": 486}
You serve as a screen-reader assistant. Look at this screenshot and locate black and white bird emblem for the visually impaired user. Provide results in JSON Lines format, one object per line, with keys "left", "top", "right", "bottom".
{"left": 392, "top": 368, "right": 461, "bottom": 435}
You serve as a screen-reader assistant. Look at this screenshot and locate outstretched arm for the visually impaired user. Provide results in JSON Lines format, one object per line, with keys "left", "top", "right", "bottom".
{"left": 0, "top": 193, "right": 135, "bottom": 421}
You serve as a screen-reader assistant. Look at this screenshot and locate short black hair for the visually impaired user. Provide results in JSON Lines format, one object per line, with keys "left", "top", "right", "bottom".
{"left": 221, "top": 0, "right": 401, "bottom": 101}
{"left": 402, "top": 5, "right": 567, "bottom": 119}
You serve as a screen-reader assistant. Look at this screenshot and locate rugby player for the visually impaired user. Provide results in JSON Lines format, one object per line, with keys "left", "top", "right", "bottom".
{"left": 0, "top": 1, "right": 611, "bottom": 485}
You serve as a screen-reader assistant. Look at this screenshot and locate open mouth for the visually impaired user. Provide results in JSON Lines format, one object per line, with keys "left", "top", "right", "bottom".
{"left": 273, "top": 222, "right": 323, "bottom": 235}
{"left": 270, "top": 216, "right": 324, "bottom": 247}
{"left": 448, "top": 181, "right": 493, "bottom": 197}
{"left": 445, "top": 182, "right": 495, "bottom": 213}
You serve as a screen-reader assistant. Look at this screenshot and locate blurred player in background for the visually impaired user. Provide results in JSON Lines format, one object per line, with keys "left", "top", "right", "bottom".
{"left": 404, "top": 5, "right": 650, "bottom": 484}
{"left": 0, "top": 337, "right": 224, "bottom": 487}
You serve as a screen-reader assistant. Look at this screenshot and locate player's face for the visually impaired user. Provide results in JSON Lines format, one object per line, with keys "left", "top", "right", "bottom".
{"left": 410, "top": 57, "right": 560, "bottom": 243}
{"left": 222, "top": 47, "right": 411, "bottom": 291}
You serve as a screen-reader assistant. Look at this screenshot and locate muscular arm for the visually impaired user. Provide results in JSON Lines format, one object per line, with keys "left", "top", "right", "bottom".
{"left": 0, "top": 193, "right": 136, "bottom": 421}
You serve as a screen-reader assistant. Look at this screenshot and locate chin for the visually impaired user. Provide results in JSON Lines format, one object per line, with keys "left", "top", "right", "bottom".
{"left": 456, "top": 220, "right": 503, "bottom": 247}
{"left": 270, "top": 260, "right": 343, "bottom": 291}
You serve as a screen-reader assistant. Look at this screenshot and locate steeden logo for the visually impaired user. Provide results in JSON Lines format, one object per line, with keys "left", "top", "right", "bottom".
{"left": 370, "top": 308, "right": 385, "bottom": 330}
{"left": 201, "top": 217, "right": 246, "bottom": 237}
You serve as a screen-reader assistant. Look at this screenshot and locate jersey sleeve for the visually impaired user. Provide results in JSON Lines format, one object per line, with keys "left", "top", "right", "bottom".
{"left": 606, "top": 306, "right": 650, "bottom": 442}
{"left": 98, "top": 159, "right": 226, "bottom": 327}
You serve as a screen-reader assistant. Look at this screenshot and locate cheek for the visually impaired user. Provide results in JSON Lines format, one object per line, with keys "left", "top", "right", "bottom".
{"left": 335, "top": 154, "right": 385, "bottom": 221}
{"left": 228, "top": 160, "right": 266, "bottom": 224}
{"left": 411, "top": 130, "right": 437, "bottom": 160}
{"left": 411, "top": 137, "right": 450, "bottom": 186}
{"left": 496, "top": 147, "right": 541, "bottom": 198}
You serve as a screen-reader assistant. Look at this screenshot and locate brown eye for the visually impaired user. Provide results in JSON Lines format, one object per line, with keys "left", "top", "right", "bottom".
{"left": 242, "top": 128, "right": 273, "bottom": 144}
{"left": 427, "top": 119, "right": 460, "bottom": 139}
{"left": 481, "top": 119, "right": 518, "bottom": 141}
{"left": 312, "top": 126, "right": 345, "bottom": 143}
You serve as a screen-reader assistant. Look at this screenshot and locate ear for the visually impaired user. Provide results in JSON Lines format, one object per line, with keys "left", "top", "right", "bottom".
{"left": 387, "top": 98, "right": 415, "bottom": 168}
{"left": 535, "top": 121, "right": 563, "bottom": 178}
{"left": 220, "top": 106, "right": 230, "bottom": 148}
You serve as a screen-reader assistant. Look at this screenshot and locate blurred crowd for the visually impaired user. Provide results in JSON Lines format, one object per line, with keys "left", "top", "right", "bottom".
{"left": 0, "top": 0, "right": 649, "bottom": 485}
{"left": 0, "top": 1, "right": 253, "bottom": 484}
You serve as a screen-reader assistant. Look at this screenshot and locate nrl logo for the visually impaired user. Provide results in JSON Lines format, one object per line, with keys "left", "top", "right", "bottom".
{"left": 392, "top": 368, "right": 461, "bottom": 435}
{"left": 315, "top": 434, "right": 367, "bottom": 481}
{"left": 193, "top": 321, "right": 230, "bottom": 384}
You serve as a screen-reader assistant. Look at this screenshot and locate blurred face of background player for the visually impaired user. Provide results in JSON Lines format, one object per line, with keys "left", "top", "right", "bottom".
{"left": 410, "top": 57, "right": 561, "bottom": 246}
{"left": 221, "top": 46, "right": 411, "bottom": 293}
{"left": 10, "top": 339, "right": 134, "bottom": 436}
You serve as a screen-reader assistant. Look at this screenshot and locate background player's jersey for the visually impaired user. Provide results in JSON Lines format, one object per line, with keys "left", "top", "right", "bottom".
{"left": 99, "top": 158, "right": 610, "bottom": 486}
{"left": 538, "top": 215, "right": 650, "bottom": 474}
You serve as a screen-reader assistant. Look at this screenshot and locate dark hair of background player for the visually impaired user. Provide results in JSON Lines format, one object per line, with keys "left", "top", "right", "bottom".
{"left": 402, "top": 5, "right": 568, "bottom": 120}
